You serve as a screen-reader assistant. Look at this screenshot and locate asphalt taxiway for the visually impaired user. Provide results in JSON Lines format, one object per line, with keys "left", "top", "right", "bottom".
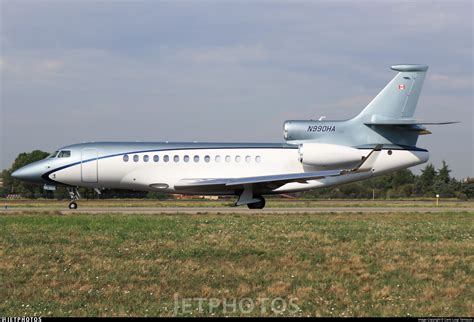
{"left": 2, "top": 206, "right": 472, "bottom": 214}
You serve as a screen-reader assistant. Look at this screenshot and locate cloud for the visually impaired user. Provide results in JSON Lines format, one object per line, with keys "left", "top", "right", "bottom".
{"left": 331, "top": 95, "right": 375, "bottom": 111}
{"left": 1, "top": 1, "right": 472, "bottom": 177}
{"left": 181, "top": 45, "right": 267, "bottom": 65}
{"left": 429, "top": 73, "right": 473, "bottom": 91}
{"left": 1, "top": 55, "right": 65, "bottom": 82}
{"left": 40, "top": 59, "right": 64, "bottom": 72}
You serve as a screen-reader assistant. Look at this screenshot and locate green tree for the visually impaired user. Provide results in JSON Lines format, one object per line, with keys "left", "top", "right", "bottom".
{"left": 433, "top": 160, "right": 457, "bottom": 197}
{"left": 462, "top": 179, "right": 474, "bottom": 199}
{"left": 392, "top": 169, "right": 415, "bottom": 187}
{"left": 415, "top": 163, "right": 437, "bottom": 196}
{"left": 147, "top": 191, "right": 172, "bottom": 200}
{"left": 437, "top": 160, "right": 451, "bottom": 184}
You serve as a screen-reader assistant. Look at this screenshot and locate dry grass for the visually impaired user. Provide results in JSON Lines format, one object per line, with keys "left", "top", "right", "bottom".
{"left": 0, "top": 211, "right": 472, "bottom": 317}
{"left": 2, "top": 198, "right": 473, "bottom": 209}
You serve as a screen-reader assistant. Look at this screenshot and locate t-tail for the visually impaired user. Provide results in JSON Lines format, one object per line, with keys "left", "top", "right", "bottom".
{"left": 356, "top": 64, "right": 428, "bottom": 122}
{"left": 284, "top": 64, "right": 459, "bottom": 148}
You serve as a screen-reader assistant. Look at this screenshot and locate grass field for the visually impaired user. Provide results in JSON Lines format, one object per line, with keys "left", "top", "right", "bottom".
{"left": 1, "top": 210, "right": 473, "bottom": 317}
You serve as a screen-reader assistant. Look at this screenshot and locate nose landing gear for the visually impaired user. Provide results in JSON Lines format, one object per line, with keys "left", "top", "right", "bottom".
{"left": 67, "top": 187, "right": 81, "bottom": 210}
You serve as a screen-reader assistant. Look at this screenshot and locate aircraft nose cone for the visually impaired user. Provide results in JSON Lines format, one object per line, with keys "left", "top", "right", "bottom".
{"left": 11, "top": 168, "right": 23, "bottom": 179}
{"left": 11, "top": 164, "right": 44, "bottom": 184}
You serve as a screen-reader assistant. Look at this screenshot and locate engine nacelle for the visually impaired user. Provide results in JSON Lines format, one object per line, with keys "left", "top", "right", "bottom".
{"left": 298, "top": 143, "right": 363, "bottom": 169}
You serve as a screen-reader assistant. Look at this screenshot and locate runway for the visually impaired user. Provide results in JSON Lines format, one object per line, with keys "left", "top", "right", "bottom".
{"left": 3, "top": 206, "right": 473, "bottom": 214}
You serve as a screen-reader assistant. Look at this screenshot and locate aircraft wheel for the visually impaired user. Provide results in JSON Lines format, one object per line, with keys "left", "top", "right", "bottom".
{"left": 68, "top": 202, "right": 78, "bottom": 210}
{"left": 247, "top": 196, "right": 265, "bottom": 209}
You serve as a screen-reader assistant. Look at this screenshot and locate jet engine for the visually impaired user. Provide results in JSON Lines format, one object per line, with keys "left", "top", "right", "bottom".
{"left": 298, "top": 143, "right": 363, "bottom": 169}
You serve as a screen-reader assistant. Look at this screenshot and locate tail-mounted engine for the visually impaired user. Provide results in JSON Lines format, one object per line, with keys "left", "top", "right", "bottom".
{"left": 284, "top": 120, "right": 338, "bottom": 142}
{"left": 298, "top": 142, "right": 363, "bottom": 169}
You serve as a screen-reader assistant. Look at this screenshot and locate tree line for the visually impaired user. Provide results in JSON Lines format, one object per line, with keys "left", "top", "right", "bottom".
{"left": 2, "top": 150, "right": 473, "bottom": 200}
{"left": 300, "top": 162, "right": 473, "bottom": 200}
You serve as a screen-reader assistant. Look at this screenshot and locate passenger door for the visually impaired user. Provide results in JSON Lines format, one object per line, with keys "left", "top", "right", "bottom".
{"left": 81, "top": 148, "right": 98, "bottom": 183}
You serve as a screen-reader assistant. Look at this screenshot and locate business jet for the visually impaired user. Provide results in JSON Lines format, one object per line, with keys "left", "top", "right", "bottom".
{"left": 12, "top": 64, "right": 456, "bottom": 209}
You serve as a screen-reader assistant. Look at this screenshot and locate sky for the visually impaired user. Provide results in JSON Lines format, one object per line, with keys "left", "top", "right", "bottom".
{"left": 1, "top": 1, "right": 473, "bottom": 178}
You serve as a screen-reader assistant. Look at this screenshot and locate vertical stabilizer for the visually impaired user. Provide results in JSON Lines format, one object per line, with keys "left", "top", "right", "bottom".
{"left": 356, "top": 64, "right": 428, "bottom": 122}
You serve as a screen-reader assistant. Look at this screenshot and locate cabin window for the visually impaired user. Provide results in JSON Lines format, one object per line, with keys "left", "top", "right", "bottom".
{"left": 123, "top": 155, "right": 129, "bottom": 162}
{"left": 204, "top": 155, "right": 210, "bottom": 163}
{"left": 133, "top": 155, "right": 139, "bottom": 162}
{"left": 194, "top": 155, "right": 200, "bottom": 162}
{"left": 225, "top": 155, "right": 231, "bottom": 163}
{"left": 235, "top": 155, "right": 241, "bottom": 163}
{"left": 153, "top": 155, "right": 159, "bottom": 162}
{"left": 58, "top": 150, "right": 71, "bottom": 158}
{"left": 174, "top": 155, "right": 179, "bottom": 162}
{"left": 184, "top": 155, "right": 190, "bottom": 162}
{"left": 164, "top": 155, "right": 169, "bottom": 162}
{"left": 245, "top": 155, "right": 251, "bottom": 163}
{"left": 255, "top": 156, "right": 262, "bottom": 163}
{"left": 143, "top": 155, "right": 149, "bottom": 162}
{"left": 215, "top": 155, "right": 221, "bottom": 163}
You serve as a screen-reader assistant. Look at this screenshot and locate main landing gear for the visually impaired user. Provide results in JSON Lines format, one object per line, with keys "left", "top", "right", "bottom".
{"left": 236, "top": 185, "right": 267, "bottom": 209}
{"left": 67, "top": 187, "right": 80, "bottom": 210}
{"left": 247, "top": 195, "right": 266, "bottom": 209}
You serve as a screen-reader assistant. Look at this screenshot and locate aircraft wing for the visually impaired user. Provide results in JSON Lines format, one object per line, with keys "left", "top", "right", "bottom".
{"left": 175, "top": 169, "right": 343, "bottom": 191}
{"left": 174, "top": 144, "right": 382, "bottom": 192}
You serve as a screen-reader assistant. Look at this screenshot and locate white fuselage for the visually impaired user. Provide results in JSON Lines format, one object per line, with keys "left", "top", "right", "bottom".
{"left": 48, "top": 145, "right": 428, "bottom": 195}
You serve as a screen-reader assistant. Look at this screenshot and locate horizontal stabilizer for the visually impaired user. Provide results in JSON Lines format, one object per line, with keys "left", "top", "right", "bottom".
{"left": 391, "top": 64, "right": 429, "bottom": 72}
{"left": 365, "top": 120, "right": 460, "bottom": 126}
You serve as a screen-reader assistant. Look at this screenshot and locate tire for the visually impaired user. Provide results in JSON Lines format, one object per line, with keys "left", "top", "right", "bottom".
{"left": 68, "top": 202, "right": 78, "bottom": 210}
{"left": 247, "top": 196, "right": 266, "bottom": 209}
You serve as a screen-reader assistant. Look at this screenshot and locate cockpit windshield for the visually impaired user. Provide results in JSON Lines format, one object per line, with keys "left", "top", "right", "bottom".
{"left": 48, "top": 150, "right": 71, "bottom": 158}
{"left": 58, "top": 151, "right": 71, "bottom": 158}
